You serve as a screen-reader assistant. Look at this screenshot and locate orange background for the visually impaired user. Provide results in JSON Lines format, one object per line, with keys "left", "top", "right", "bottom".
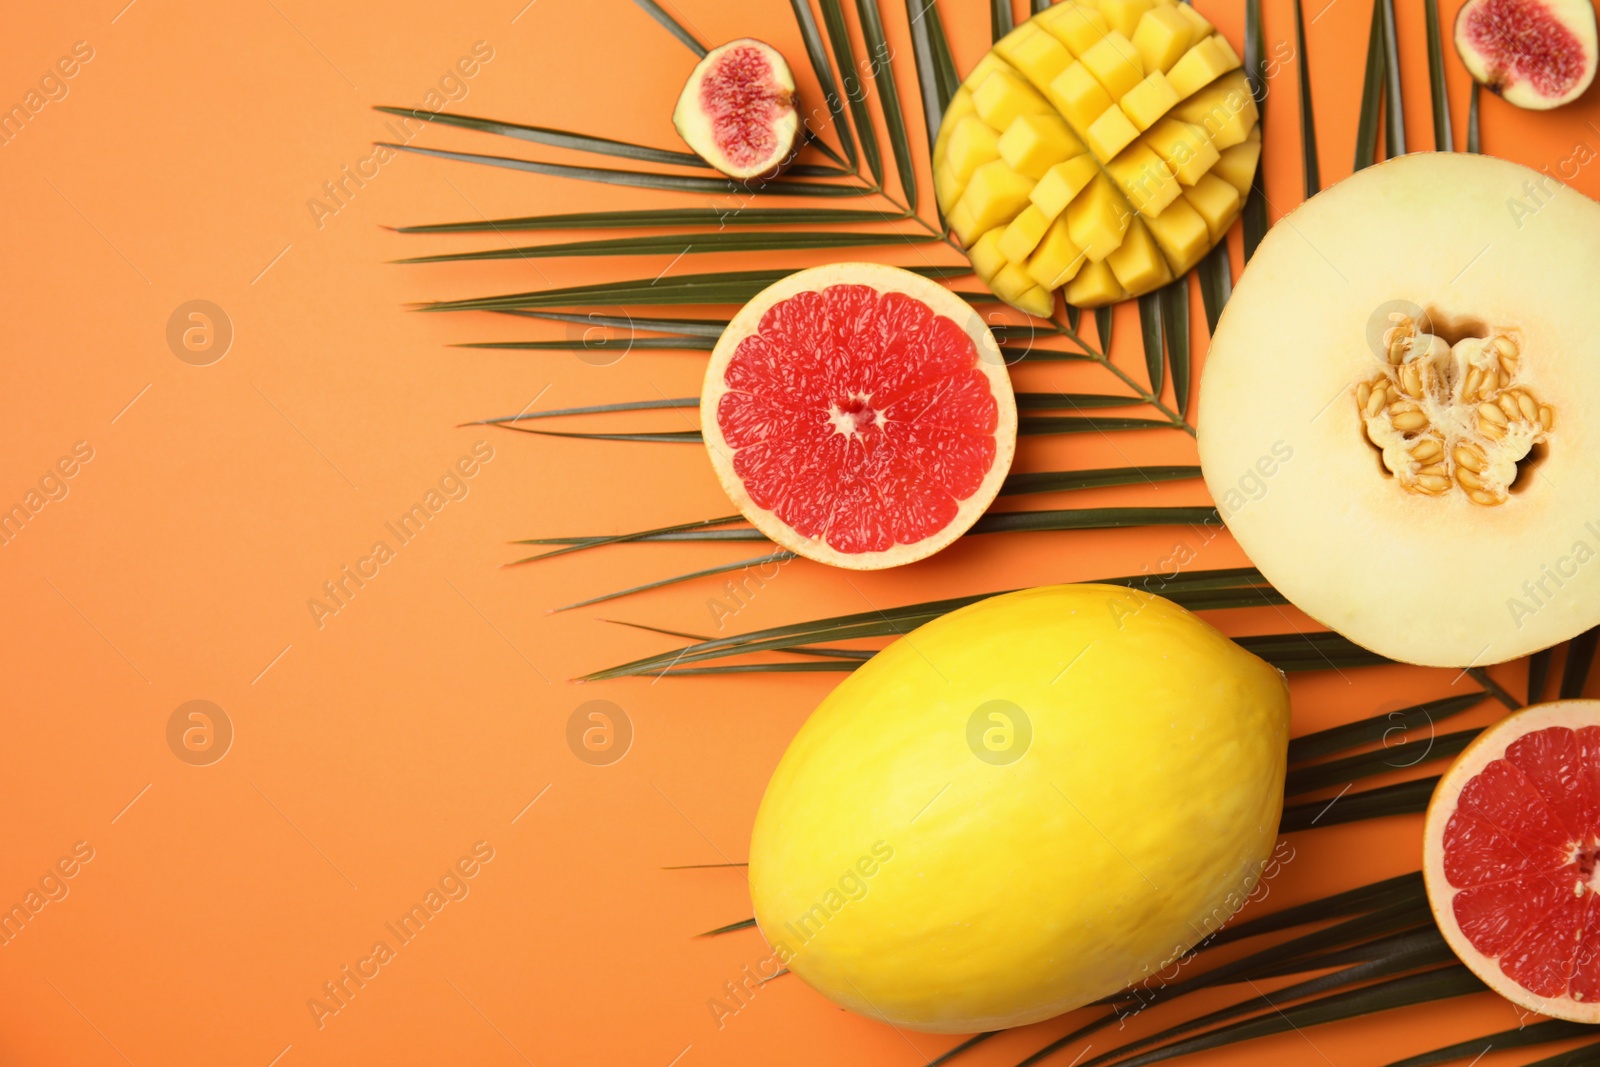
{"left": 4, "top": 1, "right": 1599, "bottom": 1064}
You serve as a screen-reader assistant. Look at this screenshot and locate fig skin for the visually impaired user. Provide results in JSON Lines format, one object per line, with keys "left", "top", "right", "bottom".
{"left": 673, "top": 38, "right": 801, "bottom": 181}
{"left": 1453, "top": 0, "right": 1599, "bottom": 111}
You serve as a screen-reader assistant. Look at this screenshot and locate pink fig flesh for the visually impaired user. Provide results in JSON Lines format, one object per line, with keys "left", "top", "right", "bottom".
{"left": 673, "top": 39, "right": 800, "bottom": 180}
{"left": 1454, "top": 0, "right": 1599, "bottom": 110}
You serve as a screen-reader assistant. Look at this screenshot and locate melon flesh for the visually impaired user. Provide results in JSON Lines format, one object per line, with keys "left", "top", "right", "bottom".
{"left": 1198, "top": 153, "right": 1600, "bottom": 667}
{"left": 933, "top": 0, "right": 1262, "bottom": 312}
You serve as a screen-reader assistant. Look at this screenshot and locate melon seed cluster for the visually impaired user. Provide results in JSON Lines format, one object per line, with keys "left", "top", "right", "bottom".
{"left": 932, "top": 0, "right": 1262, "bottom": 314}
{"left": 1358, "top": 315, "right": 1554, "bottom": 507}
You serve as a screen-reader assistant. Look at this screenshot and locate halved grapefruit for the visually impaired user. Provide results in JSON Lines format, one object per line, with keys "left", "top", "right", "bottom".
{"left": 1424, "top": 700, "right": 1600, "bottom": 1022}
{"left": 702, "top": 264, "right": 1017, "bottom": 570}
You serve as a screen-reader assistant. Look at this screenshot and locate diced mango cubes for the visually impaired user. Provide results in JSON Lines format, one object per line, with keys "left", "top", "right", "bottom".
{"left": 1085, "top": 105, "right": 1140, "bottom": 161}
{"left": 1173, "top": 2, "right": 1213, "bottom": 39}
{"left": 1036, "top": 4, "right": 1110, "bottom": 56}
{"left": 1143, "top": 118, "right": 1220, "bottom": 185}
{"left": 1173, "top": 72, "right": 1258, "bottom": 149}
{"left": 929, "top": 0, "right": 1262, "bottom": 307}
{"left": 1080, "top": 32, "right": 1145, "bottom": 99}
{"left": 1106, "top": 142, "right": 1179, "bottom": 216}
{"left": 1214, "top": 130, "right": 1262, "bottom": 193}
{"left": 1167, "top": 36, "right": 1242, "bottom": 98}
{"left": 998, "top": 114, "right": 1085, "bottom": 179}
{"left": 1106, "top": 218, "right": 1172, "bottom": 292}
{"left": 990, "top": 261, "right": 1055, "bottom": 317}
{"left": 1026, "top": 214, "right": 1088, "bottom": 288}
{"left": 1131, "top": 6, "right": 1192, "bottom": 72}
{"left": 959, "top": 159, "right": 1038, "bottom": 235}
{"left": 998, "top": 204, "right": 1053, "bottom": 263}
{"left": 1047, "top": 63, "right": 1115, "bottom": 130}
{"left": 966, "top": 229, "right": 1009, "bottom": 282}
{"left": 1065, "top": 259, "right": 1124, "bottom": 305}
{"left": 945, "top": 118, "right": 1002, "bottom": 181}
{"left": 996, "top": 23, "right": 1075, "bottom": 91}
{"left": 1100, "top": 0, "right": 1156, "bottom": 38}
{"left": 1146, "top": 196, "right": 1211, "bottom": 273}
{"left": 1120, "top": 71, "right": 1179, "bottom": 130}
{"left": 973, "top": 71, "right": 1053, "bottom": 130}
{"left": 1183, "top": 173, "right": 1243, "bottom": 239}
{"left": 1030, "top": 154, "right": 1101, "bottom": 220}
{"left": 1067, "top": 176, "right": 1131, "bottom": 262}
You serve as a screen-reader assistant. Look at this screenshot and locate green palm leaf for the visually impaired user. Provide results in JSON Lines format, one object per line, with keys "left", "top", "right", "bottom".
{"left": 1423, "top": 0, "right": 1452, "bottom": 151}
{"left": 1382, "top": 1021, "right": 1598, "bottom": 1067}
{"left": 555, "top": 552, "right": 796, "bottom": 612}
{"left": 818, "top": 0, "right": 884, "bottom": 186}
{"left": 1241, "top": 0, "right": 1268, "bottom": 259}
{"left": 631, "top": 0, "right": 706, "bottom": 56}
{"left": 999, "top": 466, "right": 1201, "bottom": 495}
{"left": 509, "top": 513, "right": 746, "bottom": 564}
{"left": 457, "top": 338, "right": 716, "bottom": 351}
{"left": 924, "top": 0, "right": 960, "bottom": 103}
{"left": 1019, "top": 415, "right": 1181, "bottom": 434}
{"left": 790, "top": 0, "right": 860, "bottom": 169}
{"left": 1293, "top": 0, "right": 1321, "bottom": 195}
{"left": 1530, "top": 647, "right": 1554, "bottom": 702}
{"left": 382, "top": 142, "right": 875, "bottom": 197}
{"left": 855, "top": 0, "right": 919, "bottom": 209}
{"left": 1287, "top": 691, "right": 1488, "bottom": 764}
{"left": 1196, "top": 242, "right": 1232, "bottom": 333}
{"left": 1562, "top": 627, "right": 1600, "bottom": 698}
{"left": 1139, "top": 291, "right": 1164, "bottom": 396}
{"left": 1468, "top": 83, "right": 1482, "bottom": 152}
{"left": 1161, "top": 279, "right": 1190, "bottom": 416}
{"left": 1286, "top": 728, "right": 1480, "bottom": 797}
{"left": 392, "top": 207, "right": 906, "bottom": 234}
{"left": 906, "top": 0, "right": 951, "bottom": 149}
{"left": 374, "top": 106, "right": 710, "bottom": 168}
{"left": 497, "top": 309, "right": 728, "bottom": 336}
{"left": 1072, "top": 967, "right": 1482, "bottom": 1067}
{"left": 1381, "top": 0, "right": 1406, "bottom": 156}
{"left": 990, "top": 0, "right": 1013, "bottom": 41}
{"left": 393, "top": 229, "right": 939, "bottom": 264}
{"left": 1279, "top": 776, "right": 1437, "bottom": 832}
{"left": 1356, "top": 0, "right": 1387, "bottom": 170}
{"left": 414, "top": 265, "right": 966, "bottom": 313}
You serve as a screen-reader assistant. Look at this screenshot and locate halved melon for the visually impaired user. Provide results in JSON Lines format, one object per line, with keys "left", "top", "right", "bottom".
{"left": 1199, "top": 153, "right": 1600, "bottom": 667}
{"left": 932, "top": 0, "right": 1261, "bottom": 311}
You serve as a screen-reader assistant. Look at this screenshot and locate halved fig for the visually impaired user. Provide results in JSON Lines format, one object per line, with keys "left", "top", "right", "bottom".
{"left": 673, "top": 38, "right": 800, "bottom": 180}
{"left": 1455, "top": 0, "right": 1599, "bottom": 110}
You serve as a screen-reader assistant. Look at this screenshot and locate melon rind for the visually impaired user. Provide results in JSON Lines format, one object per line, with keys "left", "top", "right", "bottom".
{"left": 1423, "top": 700, "right": 1600, "bottom": 1023}
{"left": 701, "top": 264, "right": 1017, "bottom": 570}
{"left": 1198, "top": 153, "right": 1600, "bottom": 667}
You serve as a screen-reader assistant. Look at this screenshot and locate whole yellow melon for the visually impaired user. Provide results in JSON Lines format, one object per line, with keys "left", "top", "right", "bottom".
{"left": 747, "top": 584, "right": 1290, "bottom": 1032}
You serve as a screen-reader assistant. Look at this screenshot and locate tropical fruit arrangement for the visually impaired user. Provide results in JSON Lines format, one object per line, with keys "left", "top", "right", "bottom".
{"left": 931, "top": 0, "right": 1261, "bottom": 313}
{"left": 390, "top": 0, "right": 1600, "bottom": 1056}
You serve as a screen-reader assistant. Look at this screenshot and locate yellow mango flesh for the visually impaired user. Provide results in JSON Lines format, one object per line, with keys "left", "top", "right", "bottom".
{"left": 933, "top": 0, "right": 1261, "bottom": 308}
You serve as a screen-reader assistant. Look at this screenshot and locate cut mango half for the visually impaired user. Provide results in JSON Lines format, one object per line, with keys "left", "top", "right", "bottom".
{"left": 934, "top": 0, "right": 1262, "bottom": 311}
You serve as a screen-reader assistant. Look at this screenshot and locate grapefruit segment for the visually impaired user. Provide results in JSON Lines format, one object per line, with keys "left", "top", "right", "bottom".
{"left": 702, "top": 264, "right": 1016, "bottom": 570}
{"left": 1425, "top": 701, "right": 1600, "bottom": 1021}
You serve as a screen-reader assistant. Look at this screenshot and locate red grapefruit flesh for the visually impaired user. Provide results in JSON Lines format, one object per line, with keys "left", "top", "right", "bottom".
{"left": 702, "top": 264, "right": 1016, "bottom": 570}
{"left": 1424, "top": 700, "right": 1600, "bottom": 1022}
{"left": 672, "top": 39, "right": 800, "bottom": 180}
